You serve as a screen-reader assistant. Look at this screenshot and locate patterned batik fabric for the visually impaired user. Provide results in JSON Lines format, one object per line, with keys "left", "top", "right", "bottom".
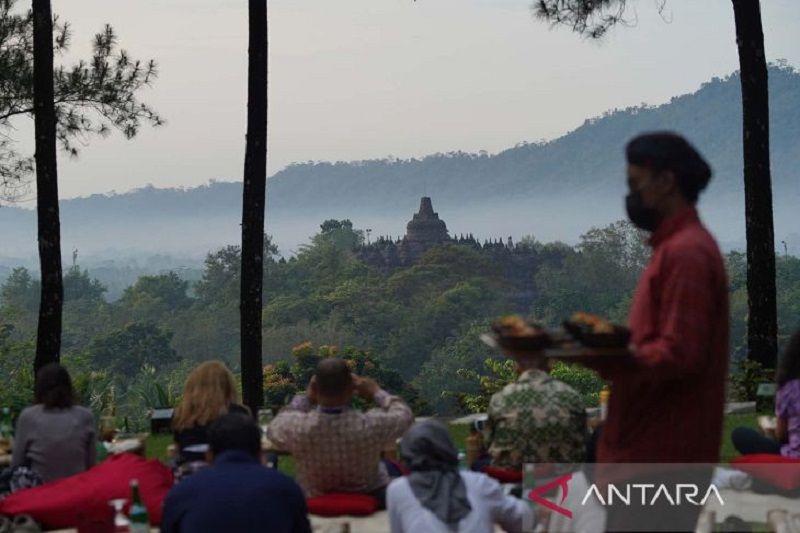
{"left": 777, "top": 378, "right": 800, "bottom": 458}
{"left": 486, "top": 369, "right": 587, "bottom": 469}
{"left": 266, "top": 390, "right": 413, "bottom": 497}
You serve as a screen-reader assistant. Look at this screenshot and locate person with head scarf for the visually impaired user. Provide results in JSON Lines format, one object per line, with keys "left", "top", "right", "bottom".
{"left": 387, "top": 420, "right": 533, "bottom": 533}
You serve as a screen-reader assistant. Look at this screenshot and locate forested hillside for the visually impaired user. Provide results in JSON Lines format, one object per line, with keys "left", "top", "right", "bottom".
{"left": 267, "top": 64, "right": 800, "bottom": 205}
{"left": 3, "top": 219, "right": 800, "bottom": 420}
{"left": 2, "top": 65, "right": 799, "bottom": 260}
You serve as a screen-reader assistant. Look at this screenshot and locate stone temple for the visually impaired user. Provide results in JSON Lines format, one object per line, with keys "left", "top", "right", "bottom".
{"left": 358, "top": 197, "right": 519, "bottom": 269}
{"left": 403, "top": 197, "right": 450, "bottom": 257}
{"left": 356, "top": 196, "right": 543, "bottom": 311}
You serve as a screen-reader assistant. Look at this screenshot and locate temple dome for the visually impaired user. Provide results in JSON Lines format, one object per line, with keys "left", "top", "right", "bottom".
{"left": 405, "top": 197, "right": 449, "bottom": 244}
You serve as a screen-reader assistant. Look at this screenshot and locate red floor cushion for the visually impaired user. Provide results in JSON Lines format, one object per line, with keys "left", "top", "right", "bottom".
{"left": 731, "top": 453, "right": 800, "bottom": 491}
{"left": 481, "top": 464, "right": 560, "bottom": 483}
{"left": 482, "top": 466, "right": 523, "bottom": 483}
{"left": 306, "top": 493, "right": 380, "bottom": 517}
{"left": 0, "top": 453, "right": 174, "bottom": 530}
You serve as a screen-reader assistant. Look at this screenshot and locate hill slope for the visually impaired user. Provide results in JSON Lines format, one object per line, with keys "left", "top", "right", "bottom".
{"left": 2, "top": 65, "right": 799, "bottom": 260}
{"left": 267, "top": 64, "right": 800, "bottom": 207}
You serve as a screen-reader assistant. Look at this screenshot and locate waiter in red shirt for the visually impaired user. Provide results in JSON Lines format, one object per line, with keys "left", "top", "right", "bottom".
{"left": 589, "top": 132, "right": 729, "bottom": 531}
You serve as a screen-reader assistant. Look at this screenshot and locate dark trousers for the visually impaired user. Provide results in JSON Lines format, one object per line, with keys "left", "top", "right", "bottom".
{"left": 731, "top": 426, "right": 781, "bottom": 455}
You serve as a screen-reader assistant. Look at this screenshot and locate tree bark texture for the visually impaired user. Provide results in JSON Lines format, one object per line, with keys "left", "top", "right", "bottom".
{"left": 732, "top": 0, "right": 777, "bottom": 368}
{"left": 32, "top": 0, "right": 63, "bottom": 374}
{"left": 240, "top": 0, "right": 267, "bottom": 416}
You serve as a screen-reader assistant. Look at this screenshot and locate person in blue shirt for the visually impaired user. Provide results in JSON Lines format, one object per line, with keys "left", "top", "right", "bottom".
{"left": 161, "top": 412, "right": 311, "bottom": 533}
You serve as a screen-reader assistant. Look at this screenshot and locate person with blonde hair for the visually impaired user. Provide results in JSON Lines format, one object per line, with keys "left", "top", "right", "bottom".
{"left": 173, "top": 361, "right": 249, "bottom": 464}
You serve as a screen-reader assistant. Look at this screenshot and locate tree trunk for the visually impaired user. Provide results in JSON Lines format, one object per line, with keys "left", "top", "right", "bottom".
{"left": 731, "top": 0, "right": 777, "bottom": 368}
{"left": 32, "top": 0, "right": 63, "bottom": 375}
{"left": 240, "top": 0, "right": 267, "bottom": 416}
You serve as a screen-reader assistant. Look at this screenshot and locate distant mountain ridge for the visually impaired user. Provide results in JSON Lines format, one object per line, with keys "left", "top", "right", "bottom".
{"left": 2, "top": 65, "right": 799, "bottom": 259}
{"left": 266, "top": 64, "right": 800, "bottom": 208}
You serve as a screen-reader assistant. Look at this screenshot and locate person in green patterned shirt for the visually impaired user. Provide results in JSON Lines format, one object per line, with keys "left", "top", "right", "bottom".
{"left": 485, "top": 353, "right": 587, "bottom": 469}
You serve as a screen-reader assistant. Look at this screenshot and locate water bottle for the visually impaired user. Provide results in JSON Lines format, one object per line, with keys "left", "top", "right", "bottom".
{"left": 522, "top": 462, "right": 536, "bottom": 498}
{"left": 599, "top": 386, "right": 610, "bottom": 421}
{"left": 457, "top": 448, "right": 467, "bottom": 470}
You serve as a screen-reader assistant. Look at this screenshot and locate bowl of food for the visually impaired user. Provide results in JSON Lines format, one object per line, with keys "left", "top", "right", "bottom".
{"left": 489, "top": 315, "right": 553, "bottom": 352}
{"left": 563, "top": 312, "right": 630, "bottom": 348}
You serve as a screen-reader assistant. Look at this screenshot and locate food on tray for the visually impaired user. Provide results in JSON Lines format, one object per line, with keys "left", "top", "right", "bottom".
{"left": 563, "top": 312, "right": 630, "bottom": 348}
{"left": 489, "top": 315, "right": 552, "bottom": 351}
{"left": 492, "top": 315, "right": 542, "bottom": 337}
{"left": 568, "top": 312, "right": 615, "bottom": 333}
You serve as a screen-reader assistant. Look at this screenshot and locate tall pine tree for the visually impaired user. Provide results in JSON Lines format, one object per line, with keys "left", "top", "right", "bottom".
{"left": 534, "top": 0, "right": 778, "bottom": 367}
{"left": 731, "top": 0, "right": 776, "bottom": 368}
{"left": 240, "top": 0, "right": 268, "bottom": 415}
{"left": 1, "top": 0, "right": 162, "bottom": 202}
{"left": 32, "top": 0, "right": 62, "bottom": 373}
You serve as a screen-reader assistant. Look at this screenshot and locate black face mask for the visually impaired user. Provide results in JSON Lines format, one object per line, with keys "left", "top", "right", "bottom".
{"left": 625, "top": 190, "right": 659, "bottom": 232}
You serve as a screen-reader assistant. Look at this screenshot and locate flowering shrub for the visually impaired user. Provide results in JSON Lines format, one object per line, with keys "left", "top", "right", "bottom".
{"left": 263, "top": 341, "right": 426, "bottom": 412}
{"left": 450, "top": 358, "right": 605, "bottom": 413}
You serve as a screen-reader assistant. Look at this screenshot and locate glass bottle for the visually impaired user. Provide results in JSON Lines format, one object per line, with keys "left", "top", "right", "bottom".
{"left": 0, "top": 407, "right": 13, "bottom": 452}
{"left": 128, "top": 479, "right": 150, "bottom": 532}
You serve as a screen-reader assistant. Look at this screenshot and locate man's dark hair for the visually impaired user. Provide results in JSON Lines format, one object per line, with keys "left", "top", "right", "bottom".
{"left": 315, "top": 358, "right": 352, "bottom": 397}
{"left": 208, "top": 413, "right": 262, "bottom": 458}
{"left": 35, "top": 363, "right": 74, "bottom": 409}
{"left": 626, "top": 132, "right": 712, "bottom": 203}
{"left": 777, "top": 330, "right": 800, "bottom": 387}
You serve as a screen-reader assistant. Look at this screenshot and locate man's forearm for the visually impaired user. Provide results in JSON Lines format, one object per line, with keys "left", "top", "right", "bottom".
{"left": 372, "top": 388, "right": 391, "bottom": 408}
{"left": 285, "top": 394, "right": 313, "bottom": 412}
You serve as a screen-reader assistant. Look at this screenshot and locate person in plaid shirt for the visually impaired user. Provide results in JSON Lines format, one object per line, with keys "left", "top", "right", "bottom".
{"left": 267, "top": 358, "right": 413, "bottom": 500}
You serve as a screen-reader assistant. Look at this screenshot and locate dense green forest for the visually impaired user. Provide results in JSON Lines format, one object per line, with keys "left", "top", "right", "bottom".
{"left": 2, "top": 218, "right": 799, "bottom": 425}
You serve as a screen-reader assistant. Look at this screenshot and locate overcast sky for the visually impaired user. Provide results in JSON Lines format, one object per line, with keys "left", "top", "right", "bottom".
{"left": 14, "top": 0, "right": 800, "bottom": 200}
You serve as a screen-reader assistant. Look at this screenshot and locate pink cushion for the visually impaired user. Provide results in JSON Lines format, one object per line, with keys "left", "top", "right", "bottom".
{"left": 0, "top": 453, "right": 174, "bottom": 529}
{"left": 731, "top": 453, "right": 800, "bottom": 491}
{"left": 306, "top": 493, "right": 379, "bottom": 516}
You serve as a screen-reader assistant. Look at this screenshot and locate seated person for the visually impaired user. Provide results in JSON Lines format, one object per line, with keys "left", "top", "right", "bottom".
{"left": 267, "top": 358, "right": 413, "bottom": 500}
{"left": 172, "top": 361, "right": 249, "bottom": 464}
{"left": 387, "top": 420, "right": 533, "bottom": 533}
{"left": 161, "top": 413, "right": 310, "bottom": 533}
{"left": 481, "top": 349, "right": 587, "bottom": 470}
{"left": 12, "top": 363, "right": 96, "bottom": 483}
{"left": 733, "top": 330, "right": 800, "bottom": 458}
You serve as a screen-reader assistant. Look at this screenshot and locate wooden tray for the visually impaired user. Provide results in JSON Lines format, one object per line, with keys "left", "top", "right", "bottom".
{"left": 544, "top": 346, "right": 630, "bottom": 359}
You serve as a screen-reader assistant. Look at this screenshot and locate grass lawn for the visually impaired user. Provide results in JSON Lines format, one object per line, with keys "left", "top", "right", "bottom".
{"left": 145, "top": 413, "right": 762, "bottom": 472}
{"left": 145, "top": 432, "right": 173, "bottom": 461}
{"left": 447, "top": 414, "right": 761, "bottom": 463}
{"left": 720, "top": 413, "right": 758, "bottom": 462}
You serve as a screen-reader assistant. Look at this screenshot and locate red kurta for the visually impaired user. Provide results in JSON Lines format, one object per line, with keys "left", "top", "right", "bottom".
{"left": 597, "top": 207, "right": 729, "bottom": 464}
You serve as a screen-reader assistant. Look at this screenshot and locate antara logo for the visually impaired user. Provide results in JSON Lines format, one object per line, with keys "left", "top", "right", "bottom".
{"left": 525, "top": 473, "right": 725, "bottom": 520}
{"left": 526, "top": 472, "right": 574, "bottom": 519}
{"left": 581, "top": 483, "right": 725, "bottom": 507}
